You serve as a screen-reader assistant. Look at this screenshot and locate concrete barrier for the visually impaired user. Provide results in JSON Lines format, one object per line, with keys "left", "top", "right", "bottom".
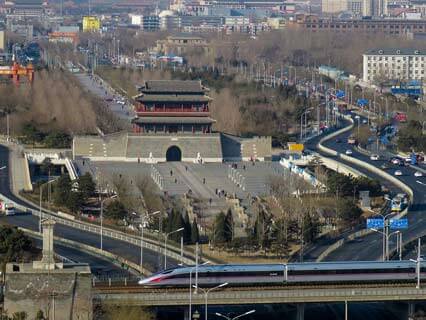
{"left": 317, "top": 116, "right": 414, "bottom": 201}
{"left": 57, "top": 211, "right": 76, "bottom": 220}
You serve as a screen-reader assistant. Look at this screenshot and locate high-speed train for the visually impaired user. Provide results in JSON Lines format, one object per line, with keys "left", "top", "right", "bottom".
{"left": 138, "top": 261, "right": 425, "bottom": 287}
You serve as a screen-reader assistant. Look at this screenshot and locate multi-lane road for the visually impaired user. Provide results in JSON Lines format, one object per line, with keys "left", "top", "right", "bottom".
{"left": 305, "top": 112, "right": 426, "bottom": 261}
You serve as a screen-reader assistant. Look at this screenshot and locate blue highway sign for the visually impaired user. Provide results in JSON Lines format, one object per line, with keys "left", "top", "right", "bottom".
{"left": 390, "top": 218, "right": 408, "bottom": 229}
{"left": 367, "top": 218, "right": 384, "bottom": 229}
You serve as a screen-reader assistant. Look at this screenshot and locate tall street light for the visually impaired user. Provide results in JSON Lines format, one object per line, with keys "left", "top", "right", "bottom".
{"left": 189, "top": 261, "right": 210, "bottom": 320}
{"left": 138, "top": 210, "right": 160, "bottom": 271}
{"left": 38, "top": 177, "right": 58, "bottom": 233}
{"left": 193, "top": 283, "right": 228, "bottom": 320}
{"left": 371, "top": 228, "right": 400, "bottom": 261}
{"left": 216, "top": 310, "right": 256, "bottom": 320}
{"left": 371, "top": 212, "right": 393, "bottom": 261}
{"left": 164, "top": 227, "right": 184, "bottom": 269}
{"left": 410, "top": 238, "right": 422, "bottom": 289}
{"left": 100, "top": 194, "right": 117, "bottom": 251}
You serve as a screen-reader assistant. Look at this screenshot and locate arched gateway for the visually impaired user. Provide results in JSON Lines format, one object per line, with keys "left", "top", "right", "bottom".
{"left": 166, "top": 146, "right": 182, "bottom": 161}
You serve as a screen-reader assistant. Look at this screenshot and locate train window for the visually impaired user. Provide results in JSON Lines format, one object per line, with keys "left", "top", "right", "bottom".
{"left": 160, "top": 270, "right": 174, "bottom": 274}
{"left": 288, "top": 267, "right": 412, "bottom": 276}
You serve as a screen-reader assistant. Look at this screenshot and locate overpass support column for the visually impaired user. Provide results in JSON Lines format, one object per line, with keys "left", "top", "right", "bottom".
{"left": 297, "top": 303, "right": 305, "bottom": 320}
{"left": 408, "top": 302, "right": 415, "bottom": 320}
{"left": 184, "top": 308, "right": 189, "bottom": 320}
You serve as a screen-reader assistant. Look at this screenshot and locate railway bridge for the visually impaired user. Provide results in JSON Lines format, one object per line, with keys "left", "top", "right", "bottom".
{"left": 93, "top": 282, "right": 425, "bottom": 319}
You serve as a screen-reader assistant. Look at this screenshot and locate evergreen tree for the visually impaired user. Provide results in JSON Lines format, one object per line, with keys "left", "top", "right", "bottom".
{"left": 104, "top": 200, "right": 127, "bottom": 220}
{"left": 35, "top": 310, "right": 45, "bottom": 320}
{"left": 224, "top": 209, "right": 234, "bottom": 243}
{"left": 78, "top": 172, "right": 96, "bottom": 201}
{"left": 190, "top": 218, "right": 199, "bottom": 244}
{"left": 182, "top": 211, "right": 192, "bottom": 244}
{"left": 53, "top": 174, "right": 71, "bottom": 206}
{"left": 213, "top": 211, "right": 226, "bottom": 243}
{"left": 337, "top": 198, "right": 363, "bottom": 228}
{"left": 66, "top": 192, "right": 84, "bottom": 213}
{"left": 302, "top": 213, "right": 318, "bottom": 243}
{"left": 254, "top": 210, "right": 268, "bottom": 249}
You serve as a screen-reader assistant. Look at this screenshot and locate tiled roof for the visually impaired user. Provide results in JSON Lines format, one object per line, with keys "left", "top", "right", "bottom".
{"left": 137, "top": 94, "right": 211, "bottom": 103}
{"left": 132, "top": 116, "right": 216, "bottom": 124}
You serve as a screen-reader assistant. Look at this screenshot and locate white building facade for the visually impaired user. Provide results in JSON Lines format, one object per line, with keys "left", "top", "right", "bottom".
{"left": 363, "top": 48, "right": 426, "bottom": 83}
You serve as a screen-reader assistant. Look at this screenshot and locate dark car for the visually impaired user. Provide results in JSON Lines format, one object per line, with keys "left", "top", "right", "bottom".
{"left": 336, "top": 138, "right": 342, "bottom": 143}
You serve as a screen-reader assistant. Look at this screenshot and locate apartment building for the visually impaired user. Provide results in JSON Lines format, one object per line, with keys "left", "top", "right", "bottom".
{"left": 363, "top": 48, "right": 426, "bottom": 83}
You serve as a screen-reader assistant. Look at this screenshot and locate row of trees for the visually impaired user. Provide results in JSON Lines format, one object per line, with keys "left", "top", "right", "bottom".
{"left": 51, "top": 173, "right": 96, "bottom": 213}
{"left": 21, "top": 123, "right": 71, "bottom": 148}
{"left": 163, "top": 209, "right": 200, "bottom": 245}
{"left": 326, "top": 171, "right": 382, "bottom": 197}
{"left": 0, "top": 226, "right": 38, "bottom": 265}
{"left": 397, "top": 120, "right": 426, "bottom": 153}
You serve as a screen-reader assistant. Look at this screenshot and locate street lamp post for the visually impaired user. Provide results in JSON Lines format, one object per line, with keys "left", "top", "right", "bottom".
{"left": 300, "top": 109, "right": 312, "bottom": 141}
{"left": 371, "top": 228, "right": 400, "bottom": 261}
{"left": 100, "top": 194, "right": 117, "bottom": 251}
{"left": 215, "top": 310, "right": 256, "bottom": 320}
{"left": 164, "top": 227, "right": 184, "bottom": 269}
{"left": 38, "top": 178, "right": 58, "bottom": 233}
{"left": 189, "top": 261, "right": 210, "bottom": 320}
{"left": 193, "top": 283, "right": 228, "bottom": 320}
{"left": 410, "top": 238, "right": 422, "bottom": 289}
{"left": 371, "top": 212, "right": 394, "bottom": 260}
{"left": 136, "top": 210, "right": 160, "bottom": 271}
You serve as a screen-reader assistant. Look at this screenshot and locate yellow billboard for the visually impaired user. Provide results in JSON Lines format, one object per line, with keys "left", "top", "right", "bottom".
{"left": 82, "top": 16, "right": 100, "bottom": 32}
{"left": 288, "top": 143, "right": 304, "bottom": 152}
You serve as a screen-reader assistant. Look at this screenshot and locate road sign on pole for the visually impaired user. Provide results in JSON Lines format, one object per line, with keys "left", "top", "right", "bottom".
{"left": 389, "top": 218, "right": 408, "bottom": 229}
{"left": 367, "top": 219, "right": 384, "bottom": 229}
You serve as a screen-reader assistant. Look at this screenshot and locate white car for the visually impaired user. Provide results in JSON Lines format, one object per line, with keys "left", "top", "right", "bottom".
{"left": 394, "top": 170, "right": 403, "bottom": 176}
{"left": 370, "top": 154, "right": 380, "bottom": 161}
{"left": 414, "top": 171, "right": 423, "bottom": 177}
{"left": 391, "top": 158, "right": 401, "bottom": 165}
{"left": 362, "top": 119, "right": 368, "bottom": 124}
{"left": 345, "top": 149, "right": 353, "bottom": 155}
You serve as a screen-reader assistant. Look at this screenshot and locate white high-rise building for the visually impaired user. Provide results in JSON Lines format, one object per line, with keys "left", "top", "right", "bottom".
{"left": 362, "top": 0, "right": 389, "bottom": 16}
{"left": 362, "top": 0, "right": 372, "bottom": 16}
{"left": 363, "top": 48, "right": 426, "bottom": 83}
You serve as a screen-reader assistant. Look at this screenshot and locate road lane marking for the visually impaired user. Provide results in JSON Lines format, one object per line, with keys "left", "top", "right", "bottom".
{"left": 416, "top": 180, "right": 426, "bottom": 186}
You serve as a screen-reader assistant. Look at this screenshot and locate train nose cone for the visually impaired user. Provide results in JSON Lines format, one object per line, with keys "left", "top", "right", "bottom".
{"left": 138, "top": 278, "right": 150, "bottom": 285}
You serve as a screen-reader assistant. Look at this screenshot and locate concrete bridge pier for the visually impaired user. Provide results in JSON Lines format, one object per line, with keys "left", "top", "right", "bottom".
{"left": 296, "top": 303, "right": 305, "bottom": 320}
{"left": 408, "top": 302, "right": 416, "bottom": 320}
{"left": 183, "top": 308, "right": 189, "bottom": 320}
